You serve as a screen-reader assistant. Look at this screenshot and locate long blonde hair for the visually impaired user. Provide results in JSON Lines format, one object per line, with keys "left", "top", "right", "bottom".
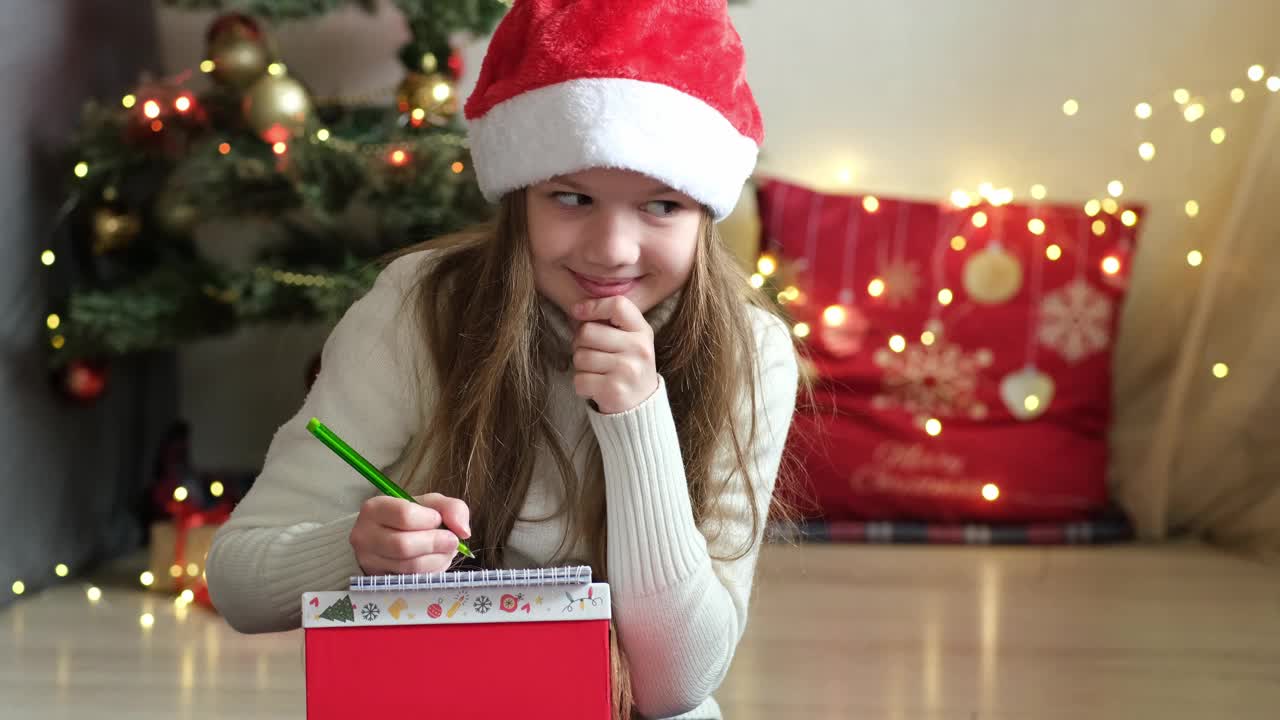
{"left": 386, "top": 190, "right": 807, "bottom": 717}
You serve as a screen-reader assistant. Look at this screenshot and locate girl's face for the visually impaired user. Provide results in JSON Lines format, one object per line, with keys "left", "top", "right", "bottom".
{"left": 526, "top": 168, "right": 702, "bottom": 317}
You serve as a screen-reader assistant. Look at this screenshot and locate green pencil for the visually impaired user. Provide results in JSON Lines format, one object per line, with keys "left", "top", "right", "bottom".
{"left": 306, "top": 417, "right": 474, "bottom": 559}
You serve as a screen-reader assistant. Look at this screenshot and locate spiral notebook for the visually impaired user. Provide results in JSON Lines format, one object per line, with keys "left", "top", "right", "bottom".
{"left": 303, "top": 566, "right": 611, "bottom": 720}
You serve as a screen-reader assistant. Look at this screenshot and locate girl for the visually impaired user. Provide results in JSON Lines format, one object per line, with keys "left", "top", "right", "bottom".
{"left": 206, "top": 2, "right": 802, "bottom": 718}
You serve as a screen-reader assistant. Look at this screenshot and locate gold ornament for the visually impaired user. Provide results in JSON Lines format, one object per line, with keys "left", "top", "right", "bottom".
{"left": 396, "top": 72, "right": 459, "bottom": 125}
{"left": 243, "top": 74, "right": 312, "bottom": 144}
{"left": 962, "top": 244, "right": 1023, "bottom": 304}
{"left": 210, "top": 36, "right": 270, "bottom": 90}
{"left": 92, "top": 208, "right": 141, "bottom": 254}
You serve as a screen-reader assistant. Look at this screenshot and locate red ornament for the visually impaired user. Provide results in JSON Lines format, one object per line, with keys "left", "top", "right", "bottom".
{"left": 427, "top": 602, "right": 443, "bottom": 619}
{"left": 447, "top": 50, "right": 464, "bottom": 79}
{"left": 61, "top": 360, "right": 108, "bottom": 402}
{"left": 205, "top": 12, "right": 262, "bottom": 48}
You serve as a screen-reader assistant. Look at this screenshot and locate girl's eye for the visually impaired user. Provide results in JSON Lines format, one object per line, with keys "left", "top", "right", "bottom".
{"left": 553, "top": 192, "right": 591, "bottom": 207}
{"left": 645, "top": 200, "right": 681, "bottom": 217}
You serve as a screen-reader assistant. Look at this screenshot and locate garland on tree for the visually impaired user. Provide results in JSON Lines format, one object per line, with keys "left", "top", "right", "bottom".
{"left": 318, "top": 594, "right": 355, "bottom": 622}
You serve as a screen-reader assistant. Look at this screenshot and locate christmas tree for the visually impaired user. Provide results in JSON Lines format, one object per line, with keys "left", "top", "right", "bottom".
{"left": 42, "top": 0, "right": 510, "bottom": 401}
{"left": 319, "top": 594, "right": 355, "bottom": 622}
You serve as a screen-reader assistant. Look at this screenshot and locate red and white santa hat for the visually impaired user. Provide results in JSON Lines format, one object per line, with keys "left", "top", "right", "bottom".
{"left": 464, "top": 0, "right": 764, "bottom": 221}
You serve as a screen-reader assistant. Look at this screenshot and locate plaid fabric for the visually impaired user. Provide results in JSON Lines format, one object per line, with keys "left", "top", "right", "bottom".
{"left": 768, "top": 514, "right": 1133, "bottom": 545}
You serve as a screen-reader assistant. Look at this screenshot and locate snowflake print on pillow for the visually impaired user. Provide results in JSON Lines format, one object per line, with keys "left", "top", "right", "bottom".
{"left": 1038, "top": 278, "right": 1113, "bottom": 364}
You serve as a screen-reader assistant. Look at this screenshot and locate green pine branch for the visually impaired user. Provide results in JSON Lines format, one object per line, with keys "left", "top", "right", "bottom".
{"left": 52, "top": 256, "right": 382, "bottom": 364}
{"left": 58, "top": 259, "right": 235, "bottom": 359}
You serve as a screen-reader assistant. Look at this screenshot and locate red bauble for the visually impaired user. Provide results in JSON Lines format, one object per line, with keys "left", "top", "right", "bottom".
{"left": 62, "top": 360, "right": 108, "bottom": 402}
{"left": 206, "top": 12, "right": 262, "bottom": 49}
{"left": 427, "top": 602, "right": 443, "bottom": 619}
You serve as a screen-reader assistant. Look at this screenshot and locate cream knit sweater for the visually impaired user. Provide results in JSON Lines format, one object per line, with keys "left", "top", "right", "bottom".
{"left": 206, "top": 250, "right": 799, "bottom": 719}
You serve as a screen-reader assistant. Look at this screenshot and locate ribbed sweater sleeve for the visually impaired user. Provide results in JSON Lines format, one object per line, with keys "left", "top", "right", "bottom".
{"left": 586, "top": 309, "right": 799, "bottom": 718}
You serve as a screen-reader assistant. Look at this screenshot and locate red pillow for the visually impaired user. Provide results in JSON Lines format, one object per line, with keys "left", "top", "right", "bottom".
{"left": 758, "top": 178, "right": 1139, "bottom": 523}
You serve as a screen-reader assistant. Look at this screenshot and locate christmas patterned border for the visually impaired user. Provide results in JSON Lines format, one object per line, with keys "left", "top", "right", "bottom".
{"left": 302, "top": 583, "right": 610, "bottom": 628}
{"left": 768, "top": 517, "right": 1134, "bottom": 545}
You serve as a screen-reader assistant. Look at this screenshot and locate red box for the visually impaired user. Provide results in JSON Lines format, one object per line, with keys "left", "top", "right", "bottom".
{"left": 303, "top": 578, "right": 611, "bottom": 719}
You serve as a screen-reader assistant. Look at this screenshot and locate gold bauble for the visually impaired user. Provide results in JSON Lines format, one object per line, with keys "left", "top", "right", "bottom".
{"left": 243, "top": 74, "right": 312, "bottom": 144}
{"left": 210, "top": 36, "right": 270, "bottom": 90}
{"left": 92, "top": 208, "right": 141, "bottom": 254}
{"left": 962, "top": 245, "right": 1023, "bottom": 304}
{"left": 395, "top": 72, "right": 459, "bottom": 123}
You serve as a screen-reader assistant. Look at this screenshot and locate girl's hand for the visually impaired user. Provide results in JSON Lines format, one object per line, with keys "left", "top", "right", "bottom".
{"left": 349, "top": 492, "right": 471, "bottom": 575}
{"left": 571, "top": 296, "right": 659, "bottom": 415}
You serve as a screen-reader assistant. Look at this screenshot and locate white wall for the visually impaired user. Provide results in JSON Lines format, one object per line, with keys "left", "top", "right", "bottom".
{"left": 155, "top": 0, "right": 1280, "bottom": 469}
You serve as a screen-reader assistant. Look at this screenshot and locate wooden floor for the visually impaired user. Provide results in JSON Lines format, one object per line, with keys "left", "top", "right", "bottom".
{"left": 3, "top": 542, "right": 1278, "bottom": 719}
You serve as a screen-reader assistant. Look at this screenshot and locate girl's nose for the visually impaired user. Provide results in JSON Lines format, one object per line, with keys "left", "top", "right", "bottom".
{"left": 582, "top": 210, "right": 641, "bottom": 268}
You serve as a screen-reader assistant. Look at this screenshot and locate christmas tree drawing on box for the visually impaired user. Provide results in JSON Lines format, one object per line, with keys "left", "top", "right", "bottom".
{"left": 317, "top": 594, "right": 355, "bottom": 623}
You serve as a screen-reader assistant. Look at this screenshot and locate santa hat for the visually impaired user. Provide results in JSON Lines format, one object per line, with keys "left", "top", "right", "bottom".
{"left": 464, "top": 0, "right": 763, "bottom": 221}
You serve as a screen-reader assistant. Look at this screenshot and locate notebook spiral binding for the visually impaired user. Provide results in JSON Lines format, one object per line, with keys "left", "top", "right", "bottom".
{"left": 348, "top": 565, "right": 593, "bottom": 592}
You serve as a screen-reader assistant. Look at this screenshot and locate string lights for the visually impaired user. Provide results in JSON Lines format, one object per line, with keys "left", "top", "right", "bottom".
{"left": 749, "top": 60, "right": 1262, "bottom": 450}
